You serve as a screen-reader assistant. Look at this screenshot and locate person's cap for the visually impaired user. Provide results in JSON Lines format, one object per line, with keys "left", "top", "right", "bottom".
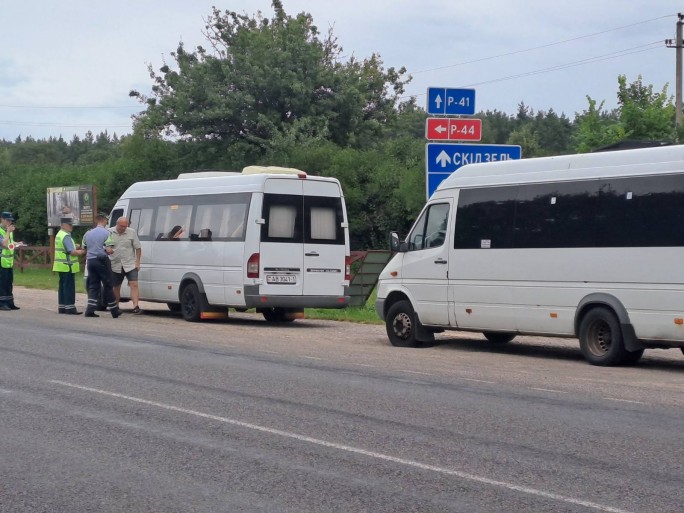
{"left": 1, "top": 211, "right": 14, "bottom": 221}
{"left": 60, "top": 217, "right": 74, "bottom": 225}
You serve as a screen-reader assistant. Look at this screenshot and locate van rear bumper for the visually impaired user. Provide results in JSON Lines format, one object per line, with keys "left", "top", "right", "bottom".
{"left": 244, "top": 287, "right": 349, "bottom": 309}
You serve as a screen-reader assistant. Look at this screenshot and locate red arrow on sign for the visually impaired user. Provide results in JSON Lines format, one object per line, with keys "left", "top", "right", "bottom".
{"left": 426, "top": 118, "right": 450, "bottom": 140}
{"left": 425, "top": 118, "right": 482, "bottom": 141}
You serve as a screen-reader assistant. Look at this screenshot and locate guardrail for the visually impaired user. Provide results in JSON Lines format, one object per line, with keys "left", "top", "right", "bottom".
{"left": 15, "top": 245, "right": 52, "bottom": 272}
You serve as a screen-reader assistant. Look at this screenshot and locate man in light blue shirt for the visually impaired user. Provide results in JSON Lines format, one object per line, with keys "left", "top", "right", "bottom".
{"left": 82, "top": 215, "right": 120, "bottom": 318}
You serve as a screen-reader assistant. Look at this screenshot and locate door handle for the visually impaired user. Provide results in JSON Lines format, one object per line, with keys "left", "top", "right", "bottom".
{"left": 434, "top": 258, "right": 447, "bottom": 264}
{"left": 305, "top": 252, "right": 319, "bottom": 257}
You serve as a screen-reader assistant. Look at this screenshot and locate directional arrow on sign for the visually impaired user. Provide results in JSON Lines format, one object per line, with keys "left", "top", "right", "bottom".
{"left": 436, "top": 150, "right": 451, "bottom": 167}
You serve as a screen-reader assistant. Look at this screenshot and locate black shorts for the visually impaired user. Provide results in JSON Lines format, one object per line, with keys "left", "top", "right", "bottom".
{"left": 113, "top": 268, "right": 139, "bottom": 286}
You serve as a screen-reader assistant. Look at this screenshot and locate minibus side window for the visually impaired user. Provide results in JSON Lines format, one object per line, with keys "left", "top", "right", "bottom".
{"left": 408, "top": 203, "right": 449, "bottom": 251}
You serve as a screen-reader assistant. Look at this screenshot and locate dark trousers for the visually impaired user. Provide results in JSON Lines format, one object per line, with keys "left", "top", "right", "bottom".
{"left": 0, "top": 267, "right": 13, "bottom": 307}
{"left": 86, "top": 257, "right": 117, "bottom": 314}
{"left": 57, "top": 272, "right": 76, "bottom": 312}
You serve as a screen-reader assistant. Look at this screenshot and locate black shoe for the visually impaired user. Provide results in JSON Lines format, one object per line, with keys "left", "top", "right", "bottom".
{"left": 84, "top": 312, "right": 100, "bottom": 318}
{"left": 65, "top": 310, "right": 83, "bottom": 315}
{"left": 9, "top": 305, "right": 19, "bottom": 310}
{"left": 0, "top": 305, "right": 10, "bottom": 311}
{"left": 111, "top": 309, "right": 121, "bottom": 319}
{"left": 132, "top": 306, "right": 141, "bottom": 315}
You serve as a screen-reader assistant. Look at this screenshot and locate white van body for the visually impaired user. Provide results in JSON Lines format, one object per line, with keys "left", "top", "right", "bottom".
{"left": 109, "top": 168, "right": 350, "bottom": 322}
{"left": 376, "top": 145, "right": 684, "bottom": 366}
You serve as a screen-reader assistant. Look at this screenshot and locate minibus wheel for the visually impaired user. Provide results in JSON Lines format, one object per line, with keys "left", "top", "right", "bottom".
{"left": 261, "top": 307, "right": 295, "bottom": 323}
{"left": 386, "top": 300, "right": 420, "bottom": 348}
{"left": 483, "top": 332, "right": 516, "bottom": 344}
{"left": 180, "top": 283, "right": 202, "bottom": 322}
{"left": 578, "top": 307, "right": 628, "bottom": 366}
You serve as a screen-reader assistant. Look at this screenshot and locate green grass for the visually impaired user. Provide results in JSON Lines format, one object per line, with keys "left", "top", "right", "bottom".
{"left": 14, "top": 268, "right": 86, "bottom": 294}
{"left": 13, "top": 267, "right": 382, "bottom": 324}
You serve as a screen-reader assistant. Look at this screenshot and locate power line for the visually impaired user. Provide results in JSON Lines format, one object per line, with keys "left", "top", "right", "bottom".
{"left": 410, "top": 14, "right": 673, "bottom": 75}
{"left": 0, "top": 120, "right": 131, "bottom": 128}
{"left": 401, "top": 41, "right": 663, "bottom": 100}
{"left": 0, "top": 104, "right": 138, "bottom": 109}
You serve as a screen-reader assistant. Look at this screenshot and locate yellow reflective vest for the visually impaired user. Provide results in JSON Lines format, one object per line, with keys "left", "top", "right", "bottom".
{"left": 0, "top": 226, "right": 13, "bottom": 269}
{"left": 52, "top": 229, "right": 80, "bottom": 273}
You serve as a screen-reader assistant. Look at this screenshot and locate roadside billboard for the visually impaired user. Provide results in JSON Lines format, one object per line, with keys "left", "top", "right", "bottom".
{"left": 46, "top": 185, "right": 96, "bottom": 227}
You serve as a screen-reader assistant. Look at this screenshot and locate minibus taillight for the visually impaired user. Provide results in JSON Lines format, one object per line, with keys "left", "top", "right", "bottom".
{"left": 345, "top": 256, "right": 351, "bottom": 282}
{"left": 247, "top": 253, "right": 260, "bottom": 278}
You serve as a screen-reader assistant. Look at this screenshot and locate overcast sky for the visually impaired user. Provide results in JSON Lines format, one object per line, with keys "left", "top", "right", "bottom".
{"left": 0, "top": 1, "right": 679, "bottom": 141}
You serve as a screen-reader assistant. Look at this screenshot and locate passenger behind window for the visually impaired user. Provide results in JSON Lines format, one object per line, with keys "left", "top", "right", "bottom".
{"left": 169, "top": 225, "right": 184, "bottom": 240}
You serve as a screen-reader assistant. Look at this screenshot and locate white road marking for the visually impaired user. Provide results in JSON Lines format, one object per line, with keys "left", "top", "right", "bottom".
{"left": 256, "top": 350, "right": 279, "bottom": 354}
{"left": 400, "top": 370, "right": 433, "bottom": 376}
{"left": 350, "top": 363, "right": 376, "bottom": 368}
{"left": 604, "top": 397, "right": 648, "bottom": 405}
{"left": 0, "top": 388, "right": 12, "bottom": 394}
{"left": 530, "top": 388, "right": 568, "bottom": 394}
{"left": 50, "top": 380, "right": 633, "bottom": 513}
{"left": 461, "top": 378, "right": 496, "bottom": 384}
{"left": 303, "top": 356, "right": 323, "bottom": 361}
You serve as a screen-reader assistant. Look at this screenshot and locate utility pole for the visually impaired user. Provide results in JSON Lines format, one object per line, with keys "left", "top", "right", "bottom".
{"left": 666, "top": 13, "right": 684, "bottom": 126}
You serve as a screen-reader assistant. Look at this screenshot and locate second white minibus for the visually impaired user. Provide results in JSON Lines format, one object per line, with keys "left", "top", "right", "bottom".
{"left": 109, "top": 167, "right": 351, "bottom": 322}
{"left": 376, "top": 145, "right": 684, "bottom": 366}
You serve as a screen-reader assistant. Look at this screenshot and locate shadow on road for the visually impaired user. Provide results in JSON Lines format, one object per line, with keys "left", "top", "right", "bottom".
{"left": 432, "top": 335, "right": 684, "bottom": 371}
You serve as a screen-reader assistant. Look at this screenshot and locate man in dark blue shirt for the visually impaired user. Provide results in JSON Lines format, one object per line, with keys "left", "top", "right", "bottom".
{"left": 82, "top": 215, "right": 120, "bottom": 318}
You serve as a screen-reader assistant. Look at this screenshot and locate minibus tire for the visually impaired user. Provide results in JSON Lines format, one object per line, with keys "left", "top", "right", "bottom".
{"left": 262, "top": 307, "right": 295, "bottom": 323}
{"left": 578, "top": 307, "right": 628, "bottom": 366}
{"left": 180, "top": 283, "right": 202, "bottom": 322}
{"left": 386, "top": 300, "right": 420, "bottom": 348}
{"left": 483, "top": 332, "right": 516, "bottom": 344}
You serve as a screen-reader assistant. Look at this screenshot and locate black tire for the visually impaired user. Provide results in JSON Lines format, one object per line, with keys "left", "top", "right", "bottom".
{"left": 579, "top": 307, "right": 628, "bottom": 366}
{"left": 167, "top": 302, "right": 182, "bottom": 314}
{"left": 385, "top": 300, "right": 420, "bottom": 348}
{"left": 483, "top": 331, "right": 516, "bottom": 344}
{"left": 262, "top": 307, "right": 295, "bottom": 323}
{"left": 180, "top": 283, "right": 202, "bottom": 322}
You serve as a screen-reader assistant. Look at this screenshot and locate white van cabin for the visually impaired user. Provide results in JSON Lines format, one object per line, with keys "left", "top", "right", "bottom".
{"left": 376, "top": 145, "right": 684, "bottom": 366}
{"left": 109, "top": 166, "right": 351, "bottom": 322}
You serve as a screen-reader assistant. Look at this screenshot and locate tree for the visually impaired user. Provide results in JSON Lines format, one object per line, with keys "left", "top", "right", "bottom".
{"left": 574, "top": 75, "right": 676, "bottom": 152}
{"left": 130, "top": 1, "right": 410, "bottom": 157}
{"left": 616, "top": 74, "right": 676, "bottom": 141}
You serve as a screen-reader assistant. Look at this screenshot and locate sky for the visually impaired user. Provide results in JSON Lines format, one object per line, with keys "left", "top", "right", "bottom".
{"left": 0, "top": 0, "right": 679, "bottom": 141}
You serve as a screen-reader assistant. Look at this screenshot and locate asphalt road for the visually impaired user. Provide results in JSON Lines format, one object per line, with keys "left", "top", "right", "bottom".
{"left": 2, "top": 287, "right": 684, "bottom": 513}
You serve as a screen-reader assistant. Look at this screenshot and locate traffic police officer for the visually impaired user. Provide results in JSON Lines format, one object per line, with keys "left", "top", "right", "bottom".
{"left": 82, "top": 215, "right": 120, "bottom": 318}
{"left": 0, "top": 211, "right": 22, "bottom": 311}
{"left": 53, "top": 217, "right": 85, "bottom": 314}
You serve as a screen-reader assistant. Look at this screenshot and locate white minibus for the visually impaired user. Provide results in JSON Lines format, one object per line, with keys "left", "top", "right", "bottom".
{"left": 376, "top": 145, "right": 684, "bottom": 366}
{"left": 109, "top": 167, "right": 351, "bottom": 322}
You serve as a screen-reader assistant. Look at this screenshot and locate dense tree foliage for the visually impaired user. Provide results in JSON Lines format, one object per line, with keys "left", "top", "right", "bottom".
{"left": 0, "top": 2, "right": 680, "bottom": 248}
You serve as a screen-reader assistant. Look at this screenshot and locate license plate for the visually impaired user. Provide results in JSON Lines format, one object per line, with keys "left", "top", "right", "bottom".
{"left": 266, "top": 274, "right": 296, "bottom": 284}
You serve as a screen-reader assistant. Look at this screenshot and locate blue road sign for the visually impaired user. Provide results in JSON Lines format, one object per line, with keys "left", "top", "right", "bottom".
{"left": 427, "top": 87, "right": 476, "bottom": 115}
{"left": 425, "top": 143, "right": 522, "bottom": 198}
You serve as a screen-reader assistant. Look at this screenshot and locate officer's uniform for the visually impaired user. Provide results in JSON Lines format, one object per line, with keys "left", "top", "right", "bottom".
{"left": 0, "top": 211, "right": 19, "bottom": 311}
{"left": 82, "top": 224, "right": 120, "bottom": 318}
{"left": 53, "top": 218, "right": 81, "bottom": 314}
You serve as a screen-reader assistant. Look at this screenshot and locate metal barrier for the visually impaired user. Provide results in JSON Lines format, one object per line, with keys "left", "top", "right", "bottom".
{"left": 15, "top": 246, "right": 52, "bottom": 272}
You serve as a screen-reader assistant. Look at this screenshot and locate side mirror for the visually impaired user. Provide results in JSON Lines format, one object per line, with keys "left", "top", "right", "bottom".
{"left": 389, "top": 231, "right": 407, "bottom": 252}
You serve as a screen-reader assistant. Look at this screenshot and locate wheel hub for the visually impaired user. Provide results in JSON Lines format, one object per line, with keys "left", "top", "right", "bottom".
{"left": 392, "top": 312, "right": 412, "bottom": 339}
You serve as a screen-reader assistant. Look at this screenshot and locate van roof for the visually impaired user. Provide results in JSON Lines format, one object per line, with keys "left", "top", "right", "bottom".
{"left": 119, "top": 172, "right": 340, "bottom": 199}
{"left": 434, "top": 145, "right": 684, "bottom": 194}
